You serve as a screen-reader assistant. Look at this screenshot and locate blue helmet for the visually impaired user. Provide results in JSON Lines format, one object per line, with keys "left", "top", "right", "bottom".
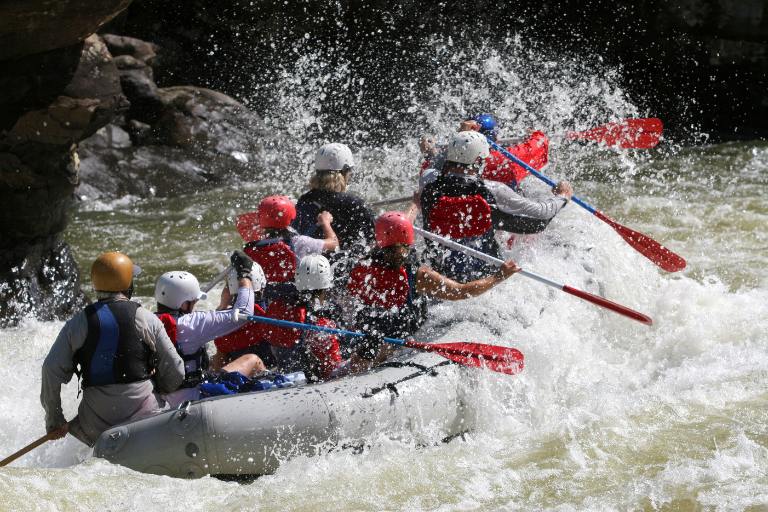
{"left": 473, "top": 113, "right": 498, "bottom": 140}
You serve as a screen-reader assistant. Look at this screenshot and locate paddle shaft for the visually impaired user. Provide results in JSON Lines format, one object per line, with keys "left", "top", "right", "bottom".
{"left": 487, "top": 139, "right": 594, "bottom": 212}
{"left": 202, "top": 265, "right": 232, "bottom": 293}
{"left": 413, "top": 227, "right": 652, "bottom": 325}
{"left": 237, "top": 313, "right": 523, "bottom": 374}
{"left": 238, "top": 312, "right": 411, "bottom": 347}
{"left": 416, "top": 227, "right": 560, "bottom": 287}
{"left": 369, "top": 196, "right": 413, "bottom": 208}
{"left": 0, "top": 432, "right": 56, "bottom": 467}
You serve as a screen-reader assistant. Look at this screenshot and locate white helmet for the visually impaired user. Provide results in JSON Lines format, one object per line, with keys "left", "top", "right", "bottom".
{"left": 295, "top": 254, "right": 333, "bottom": 291}
{"left": 227, "top": 263, "right": 266, "bottom": 293}
{"left": 314, "top": 143, "right": 354, "bottom": 172}
{"left": 446, "top": 131, "right": 490, "bottom": 165}
{"left": 155, "top": 271, "right": 207, "bottom": 310}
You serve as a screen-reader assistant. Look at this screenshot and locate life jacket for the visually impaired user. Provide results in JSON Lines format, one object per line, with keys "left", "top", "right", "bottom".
{"left": 347, "top": 257, "right": 427, "bottom": 339}
{"left": 292, "top": 190, "right": 376, "bottom": 253}
{"left": 213, "top": 304, "right": 268, "bottom": 356}
{"left": 420, "top": 174, "right": 501, "bottom": 281}
{"left": 482, "top": 131, "right": 549, "bottom": 190}
{"left": 261, "top": 300, "right": 307, "bottom": 349}
{"left": 301, "top": 316, "right": 341, "bottom": 382}
{"left": 293, "top": 200, "right": 323, "bottom": 239}
{"left": 244, "top": 236, "right": 298, "bottom": 284}
{"left": 155, "top": 311, "right": 210, "bottom": 388}
{"left": 74, "top": 300, "right": 153, "bottom": 388}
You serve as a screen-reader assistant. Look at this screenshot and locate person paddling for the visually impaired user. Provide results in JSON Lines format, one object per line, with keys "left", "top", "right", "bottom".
{"left": 240, "top": 195, "right": 338, "bottom": 371}
{"left": 419, "top": 113, "right": 549, "bottom": 192}
{"left": 155, "top": 250, "right": 266, "bottom": 408}
{"left": 293, "top": 143, "right": 376, "bottom": 264}
{"left": 293, "top": 254, "right": 345, "bottom": 381}
{"left": 346, "top": 212, "right": 521, "bottom": 371}
{"left": 41, "top": 252, "right": 185, "bottom": 446}
{"left": 418, "top": 130, "right": 573, "bottom": 282}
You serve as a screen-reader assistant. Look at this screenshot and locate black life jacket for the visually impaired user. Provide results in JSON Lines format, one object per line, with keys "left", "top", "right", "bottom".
{"left": 74, "top": 300, "right": 153, "bottom": 388}
{"left": 293, "top": 189, "right": 375, "bottom": 252}
{"left": 155, "top": 312, "right": 210, "bottom": 389}
{"left": 420, "top": 173, "right": 501, "bottom": 281}
{"left": 347, "top": 253, "right": 427, "bottom": 339}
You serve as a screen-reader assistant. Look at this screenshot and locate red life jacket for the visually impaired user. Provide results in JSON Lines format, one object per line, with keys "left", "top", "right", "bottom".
{"left": 213, "top": 304, "right": 267, "bottom": 355}
{"left": 482, "top": 130, "right": 549, "bottom": 186}
{"left": 244, "top": 237, "right": 297, "bottom": 283}
{"left": 347, "top": 263, "right": 412, "bottom": 309}
{"left": 156, "top": 312, "right": 178, "bottom": 344}
{"left": 303, "top": 317, "right": 341, "bottom": 380}
{"left": 261, "top": 300, "right": 307, "bottom": 348}
{"left": 427, "top": 194, "right": 493, "bottom": 239}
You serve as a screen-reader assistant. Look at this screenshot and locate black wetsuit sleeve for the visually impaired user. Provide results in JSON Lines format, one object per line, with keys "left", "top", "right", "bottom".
{"left": 491, "top": 208, "right": 553, "bottom": 234}
{"left": 293, "top": 196, "right": 321, "bottom": 237}
{"left": 338, "top": 196, "right": 375, "bottom": 250}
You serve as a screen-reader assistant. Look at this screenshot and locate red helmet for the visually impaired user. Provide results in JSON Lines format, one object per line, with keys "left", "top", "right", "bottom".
{"left": 375, "top": 211, "right": 415, "bottom": 248}
{"left": 258, "top": 195, "right": 296, "bottom": 229}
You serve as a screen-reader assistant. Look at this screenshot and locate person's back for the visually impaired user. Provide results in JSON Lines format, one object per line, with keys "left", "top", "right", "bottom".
{"left": 295, "top": 188, "right": 374, "bottom": 252}
{"left": 41, "top": 252, "right": 184, "bottom": 446}
{"left": 293, "top": 142, "right": 375, "bottom": 256}
{"left": 420, "top": 132, "right": 502, "bottom": 282}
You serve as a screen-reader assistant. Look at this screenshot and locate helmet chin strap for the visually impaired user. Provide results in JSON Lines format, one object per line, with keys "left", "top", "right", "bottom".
{"left": 125, "top": 282, "right": 135, "bottom": 300}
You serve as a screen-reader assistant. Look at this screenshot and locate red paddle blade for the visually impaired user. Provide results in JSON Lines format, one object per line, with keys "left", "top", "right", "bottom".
{"left": 562, "top": 285, "right": 653, "bottom": 325}
{"left": 236, "top": 212, "right": 262, "bottom": 241}
{"left": 567, "top": 118, "right": 663, "bottom": 149}
{"left": 404, "top": 340, "right": 524, "bottom": 376}
{"left": 594, "top": 210, "right": 686, "bottom": 272}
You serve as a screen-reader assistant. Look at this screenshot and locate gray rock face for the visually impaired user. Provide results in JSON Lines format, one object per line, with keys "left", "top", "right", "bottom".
{"left": 0, "top": 0, "right": 132, "bottom": 326}
{"left": 0, "top": 0, "right": 132, "bottom": 60}
{"left": 76, "top": 37, "right": 267, "bottom": 201}
{"left": 1, "top": 0, "right": 268, "bottom": 325}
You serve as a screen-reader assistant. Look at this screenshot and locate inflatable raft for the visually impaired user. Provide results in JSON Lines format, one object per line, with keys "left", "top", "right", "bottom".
{"left": 93, "top": 350, "right": 476, "bottom": 478}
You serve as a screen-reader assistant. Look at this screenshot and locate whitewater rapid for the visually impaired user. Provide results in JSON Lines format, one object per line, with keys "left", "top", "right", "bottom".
{"left": 1, "top": 42, "right": 767, "bottom": 510}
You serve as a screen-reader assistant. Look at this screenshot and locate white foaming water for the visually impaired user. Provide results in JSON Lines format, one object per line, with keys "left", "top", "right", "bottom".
{"left": 2, "top": 42, "right": 767, "bottom": 510}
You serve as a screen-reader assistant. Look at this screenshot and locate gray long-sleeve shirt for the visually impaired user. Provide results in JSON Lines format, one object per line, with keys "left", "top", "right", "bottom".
{"left": 40, "top": 298, "right": 185, "bottom": 446}
{"left": 418, "top": 169, "right": 568, "bottom": 220}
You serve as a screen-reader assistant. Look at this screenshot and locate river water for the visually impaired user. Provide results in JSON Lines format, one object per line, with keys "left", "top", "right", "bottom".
{"left": 1, "top": 44, "right": 767, "bottom": 510}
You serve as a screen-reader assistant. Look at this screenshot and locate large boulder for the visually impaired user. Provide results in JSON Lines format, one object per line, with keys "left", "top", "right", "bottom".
{"left": 0, "top": 6, "right": 130, "bottom": 325}
{"left": 0, "top": 0, "right": 132, "bottom": 60}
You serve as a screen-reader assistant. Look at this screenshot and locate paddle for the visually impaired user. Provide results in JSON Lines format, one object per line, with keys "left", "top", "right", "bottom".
{"left": 202, "top": 265, "right": 232, "bottom": 293}
{"left": 0, "top": 430, "right": 60, "bottom": 467}
{"left": 236, "top": 312, "right": 524, "bottom": 376}
{"left": 486, "top": 138, "right": 686, "bottom": 272}
{"left": 565, "top": 118, "right": 663, "bottom": 149}
{"left": 414, "top": 227, "right": 653, "bottom": 326}
{"left": 369, "top": 196, "right": 414, "bottom": 208}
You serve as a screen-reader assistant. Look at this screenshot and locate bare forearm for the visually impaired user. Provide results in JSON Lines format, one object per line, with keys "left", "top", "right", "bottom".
{"left": 417, "top": 267, "right": 506, "bottom": 301}
{"left": 320, "top": 223, "right": 339, "bottom": 251}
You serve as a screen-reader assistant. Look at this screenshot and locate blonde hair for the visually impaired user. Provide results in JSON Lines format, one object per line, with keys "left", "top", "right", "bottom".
{"left": 308, "top": 171, "right": 348, "bottom": 193}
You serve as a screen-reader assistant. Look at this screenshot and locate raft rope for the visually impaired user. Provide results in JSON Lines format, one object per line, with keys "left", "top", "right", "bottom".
{"left": 361, "top": 360, "right": 452, "bottom": 398}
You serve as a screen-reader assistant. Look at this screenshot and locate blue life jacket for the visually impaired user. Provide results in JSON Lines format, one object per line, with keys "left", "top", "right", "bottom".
{"left": 75, "top": 300, "right": 153, "bottom": 388}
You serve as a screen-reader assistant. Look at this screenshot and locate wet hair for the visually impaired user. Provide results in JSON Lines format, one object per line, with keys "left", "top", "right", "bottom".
{"left": 263, "top": 227, "right": 294, "bottom": 239}
{"left": 309, "top": 170, "right": 348, "bottom": 193}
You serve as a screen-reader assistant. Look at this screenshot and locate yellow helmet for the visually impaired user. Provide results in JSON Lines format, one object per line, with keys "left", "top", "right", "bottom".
{"left": 91, "top": 252, "right": 141, "bottom": 292}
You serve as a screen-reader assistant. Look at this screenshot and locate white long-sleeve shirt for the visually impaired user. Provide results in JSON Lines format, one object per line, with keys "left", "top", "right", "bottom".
{"left": 163, "top": 286, "right": 254, "bottom": 407}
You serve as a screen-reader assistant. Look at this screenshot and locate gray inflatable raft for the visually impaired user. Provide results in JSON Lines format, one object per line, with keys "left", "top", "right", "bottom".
{"left": 93, "top": 351, "right": 475, "bottom": 478}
